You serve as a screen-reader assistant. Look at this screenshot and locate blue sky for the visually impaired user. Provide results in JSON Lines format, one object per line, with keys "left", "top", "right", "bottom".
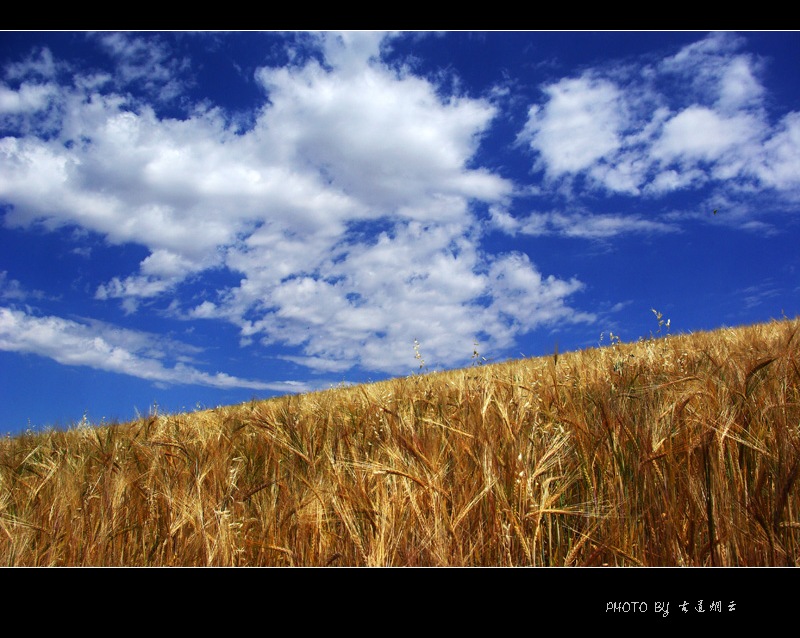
{"left": 1, "top": 31, "right": 799, "bottom": 435}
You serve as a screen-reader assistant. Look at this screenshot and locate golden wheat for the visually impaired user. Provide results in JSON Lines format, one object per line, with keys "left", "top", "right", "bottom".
{"left": 1, "top": 317, "right": 798, "bottom": 566}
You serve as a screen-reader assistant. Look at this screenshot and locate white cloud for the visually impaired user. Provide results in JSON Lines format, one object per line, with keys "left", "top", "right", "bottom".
{"left": 739, "top": 282, "right": 781, "bottom": 310}
{"left": 0, "top": 306, "right": 301, "bottom": 391}
{"left": 96, "top": 32, "right": 192, "bottom": 103}
{"left": 254, "top": 52, "right": 509, "bottom": 213}
{"left": 717, "top": 56, "right": 765, "bottom": 112}
{"left": 0, "top": 82, "right": 56, "bottom": 114}
{"left": 95, "top": 274, "right": 175, "bottom": 303}
{"left": 520, "top": 75, "right": 626, "bottom": 177}
{"left": 659, "top": 32, "right": 765, "bottom": 113}
{"left": 490, "top": 209, "right": 677, "bottom": 239}
{"left": 519, "top": 32, "right": 800, "bottom": 202}
{"left": 651, "top": 106, "right": 762, "bottom": 164}
{"left": 4, "top": 46, "right": 59, "bottom": 82}
{"left": 0, "top": 271, "right": 46, "bottom": 301}
{"left": 646, "top": 167, "right": 708, "bottom": 194}
{"left": 222, "top": 221, "right": 492, "bottom": 373}
{"left": 485, "top": 253, "right": 593, "bottom": 341}
{"left": 279, "top": 354, "right": 352, "bottom": 374}
{"left": 488, "top": 205, "right": 522, "bottom": 235}
{"left": 317, "top": 31, "right": 390, "bottom": 75}
{"left": 754, "top": 112, "right": 800, "bottom": 191}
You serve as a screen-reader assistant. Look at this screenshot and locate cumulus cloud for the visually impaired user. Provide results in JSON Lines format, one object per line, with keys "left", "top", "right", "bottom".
{"left": 253, "top": 46, "right": 508, "bottom": 213}
{"left": 518, "top": 31, "right": 800, "bottom": 202}
{"left": 651, "top": 106, "right": 763, "bottom": 165}
{"left": 754, "top": 112, "right": 800, "bottom": 191}
{"left": 520, "top": 75, "right": 627, "bottom": 177}
{"left": 216, "top": 217, "right": 588, "bottom": 374}
{"left": 0, "top": 82, "right": 56, "bottom": 114}
{"left": 485, "top": 252, "right": 593, "bottom": 337}
{"left": 659, "top": 31, "right": 764, "bottom": 113}
{"left": 0, "top": 31, "right": 592, "bottom": 382}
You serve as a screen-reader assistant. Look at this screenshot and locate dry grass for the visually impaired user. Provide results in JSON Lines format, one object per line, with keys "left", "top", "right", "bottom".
{"left": 1, "top": 317, "right": 798, "bottom": 566}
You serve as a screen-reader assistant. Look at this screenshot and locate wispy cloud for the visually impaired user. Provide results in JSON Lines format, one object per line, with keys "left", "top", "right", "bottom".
{"left": 0, "top": 306, "right": 302, "bottom": 392}
{"left": 0, "top": 271, "right": 46, "bottom": 301}
{"left": 95, "top": 32, "right": 193, "bottom": 103}
{"left": 490, "top": 208, "right": 678, "bottom": 239}
{"left": 738, "top": 281, "right": 784, "bottom": 311}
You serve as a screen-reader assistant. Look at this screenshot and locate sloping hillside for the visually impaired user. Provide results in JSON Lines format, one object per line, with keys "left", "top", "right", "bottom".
{"left": 1, "top": 318, "right": 798, "bottom": 566}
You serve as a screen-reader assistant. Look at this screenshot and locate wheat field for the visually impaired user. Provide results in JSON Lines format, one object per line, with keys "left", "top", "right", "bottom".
{"left": 1, "top": 317, "right": 798, "bottom": 566}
